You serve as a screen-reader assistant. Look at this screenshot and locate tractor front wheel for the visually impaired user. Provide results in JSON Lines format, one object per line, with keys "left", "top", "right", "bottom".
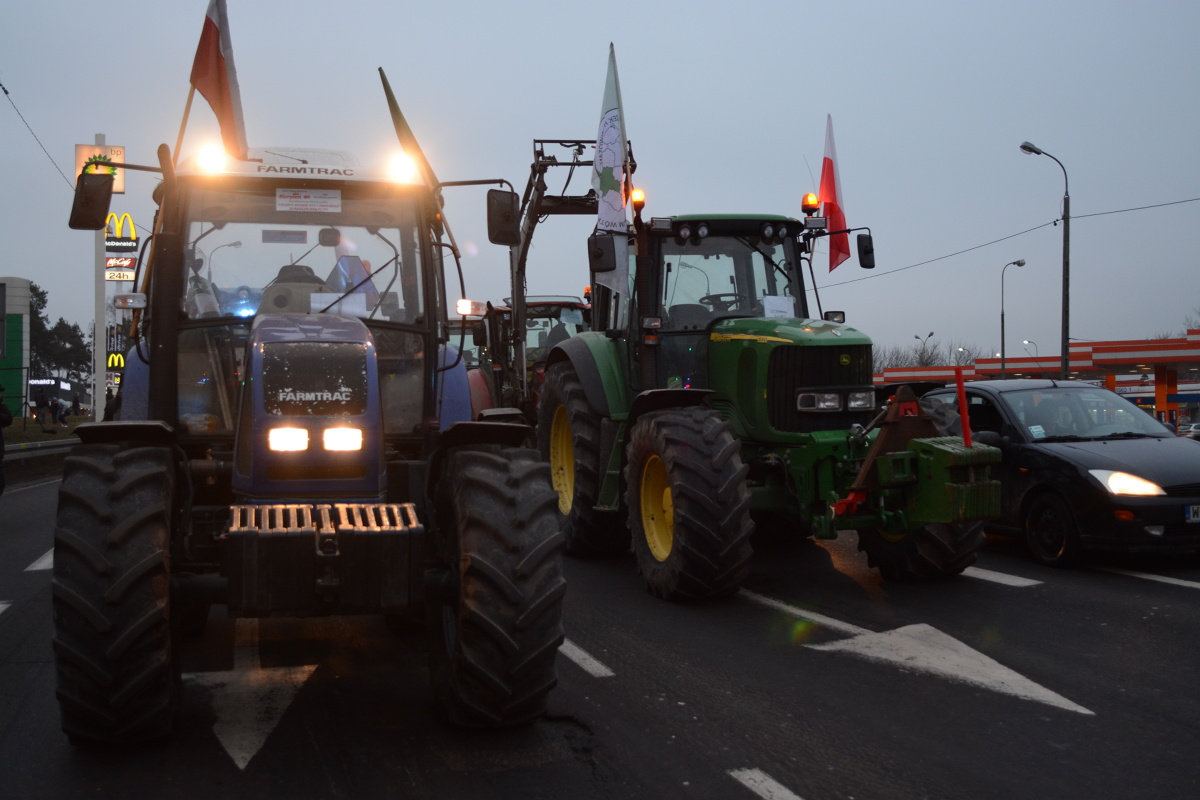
{"left": 856, "top": 522, "right": 985, "bottom": 580}
{"left": 537, "top": 362, "right": 626, "bottom": 556}
{"left": 52, "top": 444, "right": 181, "bottom": 744}
{"left": 428, "top": 447, "right": 566, "bottom": 726}
{"left": 624, "top": 408, "right": 753, "bottom": 600}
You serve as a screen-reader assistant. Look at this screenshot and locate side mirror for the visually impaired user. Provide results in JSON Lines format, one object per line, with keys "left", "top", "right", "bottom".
{"left": 471, "top": 321, "right": 487, "bottom": 347}
{"left": 857, "top": 233, "right": 875, "bottom": 269}
{"left": 486, "top": 189, "right": 521, "bottom": 246}
{"left": 973, "top": 430, "right": 1005, "bottom": 447}
{"left": 319, "top": 227, "right": 342, "bottom": 247}
{"left": 823, "top": 310, "right": 846, "bottom": 323}
{"left": 69, "top": 172, "right": 115, "bottom": 230}
{"left": 587, "top": 233, "right": 617, "bottom": 273}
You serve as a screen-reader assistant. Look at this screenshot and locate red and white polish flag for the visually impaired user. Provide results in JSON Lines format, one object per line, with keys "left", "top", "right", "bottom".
{"left": 819, "top": 114, "right": 850, "bottom": 271}
{"left": 190, "top": 0, "right": 248, "bottom": 160}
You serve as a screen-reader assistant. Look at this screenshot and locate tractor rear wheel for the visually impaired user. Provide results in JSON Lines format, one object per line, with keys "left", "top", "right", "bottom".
{"left": 537, "top": 361, "right": 626, "bottom": 555}
{"left": 856, "top": 521, "right": 985, "bottom": 579}
{"left": 624, "top": 408, "right": 754, "bottom": 600}
{"left": 428, "top": 447, "right": 566, "bottom": 726}
{"left": 52, "top": 444, "right": 181, "bottom": 744}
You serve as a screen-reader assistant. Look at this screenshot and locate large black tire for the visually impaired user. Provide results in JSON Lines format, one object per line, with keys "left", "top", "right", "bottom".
{"left": 856, "top": 521, "right": 985, "bottom": 580}
{"left": 428, "top": 447, "right": 566, "bottom": 726}
{"left": 624, "top": 408, "right": 754, "bottom": 600}
{"left": 1024, "top": 493, "right": 1081, "bottom": 567}
{"left": 52, "top": 444, "right": 181, "bottom": 744}
{"left": 537, "top": 361, "right": 627, "bottom": 556}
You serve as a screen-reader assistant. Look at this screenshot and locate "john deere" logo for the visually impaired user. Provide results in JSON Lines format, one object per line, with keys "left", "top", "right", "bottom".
{"left": 840, "top": 354, "right": 852, "bottom": 366}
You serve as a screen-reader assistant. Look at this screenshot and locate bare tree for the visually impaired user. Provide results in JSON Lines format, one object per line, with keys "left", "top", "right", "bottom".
{"left": 942, "top": 340, "right": 990, "bottom": 366}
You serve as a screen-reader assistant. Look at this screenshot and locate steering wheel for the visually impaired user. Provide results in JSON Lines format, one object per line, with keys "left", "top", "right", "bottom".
{"left": 699, "top": 293, "right": 749, "bottom": 312}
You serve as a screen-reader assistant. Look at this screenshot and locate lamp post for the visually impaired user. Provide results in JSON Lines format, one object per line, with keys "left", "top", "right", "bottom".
{"left": 1020, "top": 141, "right": 1070, "bottom": 379}
{"left": 914, "top": 331, "right": 934, "bottom": 366}
{"left": 1000, "top": 259, "right": 1026, "bottom": 379}
{"left": 1022, "top": 339, "right": 1039, "bottom": 357}
{"left": 206, "top": 240, "right": 242, "bottom": 283}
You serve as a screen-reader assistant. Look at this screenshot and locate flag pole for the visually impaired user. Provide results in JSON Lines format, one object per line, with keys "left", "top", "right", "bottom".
{"left": 173, "top": 86, "right": 196, "bottom": 166}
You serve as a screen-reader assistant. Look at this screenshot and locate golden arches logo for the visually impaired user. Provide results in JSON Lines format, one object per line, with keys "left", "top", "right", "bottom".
{"left": 107, "top": 352, "right": 125, "bottom": 369}
{"left": 106, "top": 212, "right": 137, "bottom": 240}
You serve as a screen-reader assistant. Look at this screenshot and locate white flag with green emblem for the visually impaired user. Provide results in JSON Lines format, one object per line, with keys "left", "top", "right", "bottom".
{"left": 593, "top": 43, "right": 629, "bottom": 233}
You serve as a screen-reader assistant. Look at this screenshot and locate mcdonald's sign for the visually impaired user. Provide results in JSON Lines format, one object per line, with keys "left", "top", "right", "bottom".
{"left": 107, "top": 351, "right": 125, "bottom": 369}
{"left": 106, "top": 212, "right": 138, "bottom": 253}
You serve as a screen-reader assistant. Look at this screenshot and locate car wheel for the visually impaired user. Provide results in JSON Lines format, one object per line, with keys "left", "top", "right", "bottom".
{"left": 1024, "top": 493, "right": 1081, "bottom": 567}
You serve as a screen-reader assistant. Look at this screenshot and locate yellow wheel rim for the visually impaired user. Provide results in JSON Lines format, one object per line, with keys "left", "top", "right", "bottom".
{"left": 549, "top": 404, "right": 575, "bottom": 515}
{"left": 640, "top": 454, "right": 674, "bottom": 562}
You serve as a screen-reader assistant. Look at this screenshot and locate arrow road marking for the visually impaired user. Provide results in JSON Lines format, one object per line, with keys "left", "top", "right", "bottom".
{"left": 560, "top": 639, "right": 615, "bottom": 677}
{"left": 810, "top": 623, "right": 1093, "bottom": 715}
{"left": 25, "top": 549, "right": 54, "bottom": 571}
{"left": 185, "top": 618, "right": 318, "bottom": 770}
{"left": 740, "top": 590, "right": 1093, "bottom": 715}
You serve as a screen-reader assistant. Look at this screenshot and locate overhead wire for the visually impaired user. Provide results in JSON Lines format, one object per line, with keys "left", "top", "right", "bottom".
{"left": 1, "top": 80, "right": 75, "bottom": 190}
{"left": 815, "top": 196, "right": 1200, "bottom": 291}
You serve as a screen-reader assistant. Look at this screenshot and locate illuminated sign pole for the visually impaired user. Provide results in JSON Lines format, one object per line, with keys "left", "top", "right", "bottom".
{"left": 77, "top": 134, "right": 127, "bottom": 412}
{"left": 94, "top": 133, "right": 106, "bottom": 414}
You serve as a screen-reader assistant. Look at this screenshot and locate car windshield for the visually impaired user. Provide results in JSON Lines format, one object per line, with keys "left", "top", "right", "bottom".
{"left": 181, "top": 182, "right": 426, "bottom": 324}
{"left": 660, "top": 234, "right": 801, "bottom": 329}
{"left": 1005, "top": 386, "right": 1170, "bottom": 441}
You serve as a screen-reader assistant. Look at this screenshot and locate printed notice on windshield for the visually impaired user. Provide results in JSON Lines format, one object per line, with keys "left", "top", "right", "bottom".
{"left": 276, "top": 188, "right": 342, "bottom": 213}
{"left": 762, "top": 296, "right": 793, "bottom": 318}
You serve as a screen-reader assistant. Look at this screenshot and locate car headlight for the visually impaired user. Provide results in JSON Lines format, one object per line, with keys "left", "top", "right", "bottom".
{"left": 1088, "top": 469, "right": 1165, "bottom": 496}
{"left": 269, "top": 427, "right": 309, "bottom": 452}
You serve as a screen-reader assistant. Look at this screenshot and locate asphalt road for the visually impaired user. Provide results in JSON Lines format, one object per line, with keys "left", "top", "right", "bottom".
{"left": 3, "top": 475, "right": 1199, "bottom": 799}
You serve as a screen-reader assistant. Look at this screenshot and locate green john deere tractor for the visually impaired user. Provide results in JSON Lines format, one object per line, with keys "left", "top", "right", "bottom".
{"left": 536, "top": 195, "right": 1000, "bottom": 599}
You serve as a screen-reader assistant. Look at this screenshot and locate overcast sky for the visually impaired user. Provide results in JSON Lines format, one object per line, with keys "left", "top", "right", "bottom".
{"left": 3, "top": 0, "right": 1198, "bottom": 359}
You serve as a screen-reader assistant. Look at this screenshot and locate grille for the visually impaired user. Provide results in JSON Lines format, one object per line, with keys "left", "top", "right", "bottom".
{"left": 767, "top": 344, "right": 874, "bottom": 433}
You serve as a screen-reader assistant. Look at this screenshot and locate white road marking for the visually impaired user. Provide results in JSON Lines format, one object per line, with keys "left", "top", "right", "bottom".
{"left": 728, "top": 768, "right": 805, "bottom": 800}
{"left": 739, "top": 589, "right": 1093, "bottom": 715}
{"left": 185, "top": 618, "right": 318, "bottom": 771}
{"left": 7, "top": 479, "right": 62, "bottom": 493}
{"left": 739, "top": 590, "right": 870, "bottom": 637}
{"left": 25, "top": 549, "right": 54, "bottom": 571}
{"left": 0, "top": 602, "right": 10, "bottom": 617}
{"left": 963, "top": 566, "right": 1042, "bottom": 586}
{"left": 809, "top": 623, "right": 1094, "bottom": 715}
{"left": 559, "top": 638, "right": 615, "bottom": 678}
{"left": 1094, "top": 567, "right": 1200, "bottom": 590}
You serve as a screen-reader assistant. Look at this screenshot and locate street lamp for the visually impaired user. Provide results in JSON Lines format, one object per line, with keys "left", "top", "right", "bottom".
{"left": 1020, "top": 141, "right": 1070, "bottom": 380}
{"left": 1000, "top": 259, "right": 1026, "bottom": 379}
{"left": 914, "top": 331, "right": 934, "bottom": 366}
{"left": 207, "top": 240, "right": 242, "bottom": 282}
{"left": 1023, "top": 339, "right": 1039, "bottom": 358}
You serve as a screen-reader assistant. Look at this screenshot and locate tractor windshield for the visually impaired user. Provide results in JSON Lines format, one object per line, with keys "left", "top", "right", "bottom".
{"left": 660, "top": 234, "right": 803, "bottom": 330}
{"left": 181, "top": 182, "right": 427, "bottom": 325}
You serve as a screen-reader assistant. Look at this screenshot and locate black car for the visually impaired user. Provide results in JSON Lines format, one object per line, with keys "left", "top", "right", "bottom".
{"left": 921, "top": 380, "right": 1200, "bottom": 565}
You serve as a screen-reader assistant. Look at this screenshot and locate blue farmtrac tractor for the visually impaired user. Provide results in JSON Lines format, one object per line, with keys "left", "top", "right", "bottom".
{"left": 56, "top": 84, "right": 564, "bottom": 744}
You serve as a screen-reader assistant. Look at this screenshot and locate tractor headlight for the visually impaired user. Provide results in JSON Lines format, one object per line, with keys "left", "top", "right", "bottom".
{"left": 323, "top": 427, "right": 364, "bottom": 451}
{"left": 1088, "top": 470, "right": 1165, "bottom": 496}
{"left": 269, "top": 427, "right": 309, "bottom": 451}
{"left": 847, "top": 391, "right": 875, "bottom": 410}
{"left": 797, "top": 392, "right": 842, "bottom": 411}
